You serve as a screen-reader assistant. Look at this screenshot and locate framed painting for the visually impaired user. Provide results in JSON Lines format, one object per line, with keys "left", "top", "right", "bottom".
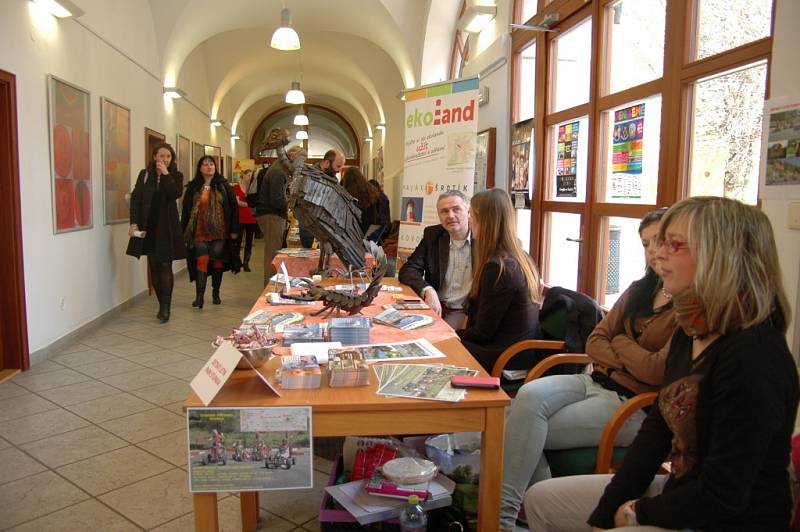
{"left": 144, "top": 127, "right": 166, "bottom": 171}
{"left": 48, "top": 75, "right": 92, "bottom": 233}
{"left": 176, "top": 134, "right": 192, "bottom": 179}
{"left": 226, "top": 155, "right": 233, "bottom": 179}
{"left": 205, "top": 144, "right": 222, "bottom": 173}
{"left": 193, "top": 141, "right": 204, "bottom": 167}
{"left": 100, "top": 97, "right": 130, "bottom": 224}
{"left": 474, "top": 127, "right": 496, "bottom": 193}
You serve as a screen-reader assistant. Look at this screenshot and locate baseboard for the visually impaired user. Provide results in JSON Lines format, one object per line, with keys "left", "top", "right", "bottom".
{"left": 0, "top": 369, "right": 21, "bottom": 384}
{"left": 28, "top": 267, "right": 188, "bottom": 367}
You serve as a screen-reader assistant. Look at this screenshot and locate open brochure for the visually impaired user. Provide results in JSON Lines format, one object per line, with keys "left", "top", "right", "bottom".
{"left": 327, "top": 339, "right": 446, "bottom": 363}
{"left": 373, "top": 308, "right": 434, "bottom": 331}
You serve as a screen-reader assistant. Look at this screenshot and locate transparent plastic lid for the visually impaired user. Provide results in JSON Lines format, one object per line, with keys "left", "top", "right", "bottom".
{"left": 381, "top": 457, "right": 437, "bottom": 485}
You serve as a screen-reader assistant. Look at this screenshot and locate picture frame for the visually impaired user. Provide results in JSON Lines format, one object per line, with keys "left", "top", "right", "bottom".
{"left": 226, "top": 155, "right": 233, "bottom": 180}
{"left": 47, "top": 75, "right": 92, "bottom": 233}
{"left": 100, "top": 97, "right": 131, "bottom": 225}
{"left": 144, "top": 127, "right": 166, "bottom": 170}
{"left": 176, "top": 134, "right": 192, "bottom": 181}
{"left": 193, "top": 141, "right": 204, "bottom": 167}
{"left": 474, "top": 127, "right": 496, "bottom": 193}
{"left": 205, "top": 144, "right": 222, "bottom": 174}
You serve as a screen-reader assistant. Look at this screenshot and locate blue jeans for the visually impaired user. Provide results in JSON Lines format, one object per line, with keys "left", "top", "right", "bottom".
{"left": 500, "top": 374, "right": 645, "bottom": 529}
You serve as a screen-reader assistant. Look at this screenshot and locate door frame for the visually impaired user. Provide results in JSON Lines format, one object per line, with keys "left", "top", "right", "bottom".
{"left": 0, "top": 69, "right": 29, "bottom": 371}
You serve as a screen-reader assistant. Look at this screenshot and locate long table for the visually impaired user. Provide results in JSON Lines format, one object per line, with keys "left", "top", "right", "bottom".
{"left": 184, "top": 281, "right": 510, "bottom": 532}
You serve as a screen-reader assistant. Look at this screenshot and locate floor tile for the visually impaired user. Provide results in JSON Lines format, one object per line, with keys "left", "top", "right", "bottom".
{"left": 120, "top": 328, "right": 174, "bottom": 342}
{"left": 130, "top": 379, "right": 191, "bottom": 406}
{"left": 137, "top": 429, "right": 188, "bottom": 467}
{"left": 18, "top": 360, "right": 68, "bottom": 376}
{"left": 0, "top": 408, "right": 90, "bottom": 445}
{"left": 0, "top": 447, "right": 47, "bottom": 485}
{"left": 0, "top": 436, "right": 10, "bottom": 450}
{"left": 56, "top": 445, "right": 174, "bottom": 496}
{"left": 102, "top": 319, "right": 156, "bottom": 334}
{"left": 258, "top": 470, "right": 327, "bottom": 524}
{"left": 0, "top": 381, "right": 29, "bottom": 401}
{"left": 156, "top": 496, "right": 296, "bottom": 532}
{"left": 0, "top": 471, "right": 89, "bottom": 529}
{"left": 65, "top": 392, "right": 156, "bottom": 423}
{"left": 54, "top": 342, "right": 93, "bottom": 355}
{"left": 51, "top": 348, "right": 118, "bottom": 368}
{"left": 37, "top": 380, "right": 120, "bottom": 407}
{"left": 80, "top": 332, "right": 136, "bottom": 349}
{"left": 6, "top": 498, "right": 141, "bottom": 532}
{"left": 127, "top": 349, "right": 192, "bottom": 368}
{"left": 163, "top": 400, "right": 187, "bottom": 416}
{"left": 173, "top": 341, "right": 216, "bottom": 358}
{"left": 21, "top": 425, "right": 128, "bottom": 468}
{"left": 0, "top": 393, "right": 59, "bottom": 422}
{"left": 100, "top": 340, "right": 162, "bottom": 357}
{"left": 301, "top": 517, "right": 321, "bottom": 532}
{"left": 156, "top": 359, "right": 206, "bottom": 380}
{"left": 98, "top": 468, "right": 192, "bottom": 529}
{"left": 71, "top": 357, "right": 145, "bottom": 379}
{"left": 99, "top": 367, "right": 174, "bottom": 391}
{"left": 147, "top": 333, "right": 204, "bottom": 350}
{"left": 100, "top": 407, "right": 185, "bottom": 443}
{"left": 11, "top": 368, "right": 91, "bottom": 392}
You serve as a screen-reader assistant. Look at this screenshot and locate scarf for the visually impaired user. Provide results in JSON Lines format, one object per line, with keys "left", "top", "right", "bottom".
{"left": 184, "top": 184, "right": 226, "bottom": 244}
{"left": 672, "top": 288, "right": 710, "bottom": 338}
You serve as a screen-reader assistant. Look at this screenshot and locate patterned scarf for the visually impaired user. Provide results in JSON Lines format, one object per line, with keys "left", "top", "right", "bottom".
{"left": 183, "top": 185, "right": 225, "bottom": 244}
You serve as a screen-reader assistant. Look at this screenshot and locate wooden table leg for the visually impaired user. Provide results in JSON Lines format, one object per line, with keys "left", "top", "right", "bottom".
{"left": 193, "top": 492, "right": 219, "bottom": 532}
{"left": 478, "top": 406, "right": 505, "bottom": 532}
{"left": 240, "top": 491, "right": 260, "bottom": 532}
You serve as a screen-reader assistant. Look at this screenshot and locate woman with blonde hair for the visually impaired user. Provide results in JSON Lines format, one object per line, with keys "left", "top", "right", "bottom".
{"left": 525, "top": 197, "right": 798, "bottom": 531}
{"left": 457, "top": 188, "right": 542, "bottom": 372}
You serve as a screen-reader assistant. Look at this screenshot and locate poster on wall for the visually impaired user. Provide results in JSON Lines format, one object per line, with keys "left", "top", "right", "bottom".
{"left": 556, "top": 121, "right": 580, "bottom": 197}
{"left": 474, "top": 127, "right": 495, "bottom": 193}
{"left": 759, "top": 95, "right": 800, "bottom": 199}
{"left": 187, "top": 407, "right": 312, "bottom": 493}
{"left": 193, "top": 141, "right": 205, "bottom": 167}
{"left": 101, "top": 97, "right": 130, "bottom": 224}
{"left": 176, "top": 135, "right": 192, "bottom": 182}
{"left": 48, "top": 75, "right": 92, "bottom": 233}
{"left": 610, "top": 103, "right": 645, "bottom": 199}
{"left": 511, "top": 119, "right": 533, "bottom": 207}
{"left": 398, "top": 77, "right": 479, "bottom": 267}
{"left": 232, "top": 158, "right": 255, "bottom": 184}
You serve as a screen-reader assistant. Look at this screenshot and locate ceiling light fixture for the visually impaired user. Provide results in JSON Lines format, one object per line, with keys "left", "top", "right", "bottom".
{"left": 375, "top": 123, "right": 386, "bottom": 131}
{"left": 293, "top": 109, "right": 309, "bottom": 126}
{"left": 296, "top": 129, "right": 308, "bottom": 140}
{"left": 162, "top": 87, "right": 186, "bottom": 99}
{"left": 211, "top": 119, "right": 223, "bottom": 127}
{"left": 285, "top": 81, "right": 305, "bottom": 104}
{"left": 458, "top": 0, "right": 497, "bottom": 33}
{"left": 364, "top": 136, "right": 373, "bottom": 143}
{"left": 270, "top": 7, "right": 300, "bottom": 51}
{"left": 32, "top": 0, "right": 84, "bottom": 18}
{"left": 231, "top": 135, "right": 240, "bottom": 140}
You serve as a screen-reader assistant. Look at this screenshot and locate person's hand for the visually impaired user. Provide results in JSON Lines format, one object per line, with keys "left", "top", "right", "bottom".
{"left": 156, "top": 161, "right": 169, "bottom": 175}
{"left": 237, "top": 199, "right": 248, "bottom": 207}
{"left": 423, "top": 288, "right": 442, "bottom": 316}
{"left": 128, "top": 224, "right": 139, "bottom": 238}
{"left": 614, "top": 500, "right": 638, "bottom": 527}
{"left": 230, "top": 233, "right": 238, "bottom": 240}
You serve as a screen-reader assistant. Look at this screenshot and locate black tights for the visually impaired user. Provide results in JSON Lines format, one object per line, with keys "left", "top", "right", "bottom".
{"left": 148, "top": 257, "right": 174, "bottom": 301}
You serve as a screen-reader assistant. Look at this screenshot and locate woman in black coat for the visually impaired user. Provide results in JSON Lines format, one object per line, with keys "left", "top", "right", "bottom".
{"left": 341, "top": 166, "right": 381, "bottom": 240}
{"left": 181, "top": 156, "right": 240, "bottom": 309}
{"left": 126, "top": 143, "right": 186, "bottom": 322}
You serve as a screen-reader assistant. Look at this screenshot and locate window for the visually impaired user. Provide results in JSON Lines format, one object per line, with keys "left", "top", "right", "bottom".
{"left": 598, "top": 216, "right": 648, "bottom": 307}
{"left": 518, "top": 42, "right": 536, "bottom": 122}
{"left": 695, "top": 0, "right": 773, "bottom": 60}
{"left": 605, "top": 0, "right": 666, "bottom": 94}
{"left": 544, "top": 212, "right": 581, "bottom": 291}
{"left": 551, "top": 19, "right": 592, "bottom": 113}
{"left": 518, "top": 0, "right": 537, "bottom": 23}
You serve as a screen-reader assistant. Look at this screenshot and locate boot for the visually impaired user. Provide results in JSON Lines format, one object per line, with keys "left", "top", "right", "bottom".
{"left": 158, "top": 300, "right": 171, "bottom": 323}
{"left": 243, "top": 250, "right": 251, "bottom": 272}
{"left": 193, "top": 271, "right": 208, "bottom": 309}
{"left": 155, "top": 292, "right": 166, "bottom": 321}
{"left": 211, "top": 268, "right": 223, "bottom": 305}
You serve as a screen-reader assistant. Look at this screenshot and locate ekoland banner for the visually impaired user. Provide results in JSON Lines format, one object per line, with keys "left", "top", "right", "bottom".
{"left": 398, "top": 77, "right": 479, "bottom": 263}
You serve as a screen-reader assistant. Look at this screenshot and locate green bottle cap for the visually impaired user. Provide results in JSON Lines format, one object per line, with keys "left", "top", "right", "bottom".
{"left": 408, "top": 495, "right": 420, "bottom": 505}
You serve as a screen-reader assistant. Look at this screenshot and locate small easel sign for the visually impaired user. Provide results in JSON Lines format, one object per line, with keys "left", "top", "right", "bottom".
{"left": 190, "top": 341, "right": 280, "bottom": 406}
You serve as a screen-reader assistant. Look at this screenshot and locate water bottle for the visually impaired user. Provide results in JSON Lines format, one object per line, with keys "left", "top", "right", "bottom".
{"left": 399, "top": 494, "right": 427, "bottom": 531}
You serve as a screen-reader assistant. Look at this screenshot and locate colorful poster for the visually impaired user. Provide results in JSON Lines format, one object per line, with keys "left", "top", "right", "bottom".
{"left": 187, "top": 407, "right": 312, "bottom": 493}
{"left": 232, "top": 158, "right": 255, "bottom": 183}
{"left": 556, "top": 121, "right": 580, "bottom": 197}
{"left": 101, "top": 98, "right": 130, "bottom": 224}
{"left": 398, "top": 78, "right": 479, "bottom": 264}
{"left": 612, "top": 104, "right": 645, "bottom": 175}
{"left": 759, "top": 96, "right": 800, "bottom": 199}
{"left": 48, "top": 75, "right": 92, "bottom": 233}
{"left": 511, "top": 118, "right": 533, "bottom": 194}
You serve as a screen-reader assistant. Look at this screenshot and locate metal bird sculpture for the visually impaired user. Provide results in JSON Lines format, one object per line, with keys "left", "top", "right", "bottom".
{"left": 259, "top": 128, "right": 367, "bottom": 274}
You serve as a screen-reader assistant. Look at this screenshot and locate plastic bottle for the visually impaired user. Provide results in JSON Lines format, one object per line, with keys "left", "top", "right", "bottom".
{"left": 399, "top": 494, "right": 427, "bottom": 531}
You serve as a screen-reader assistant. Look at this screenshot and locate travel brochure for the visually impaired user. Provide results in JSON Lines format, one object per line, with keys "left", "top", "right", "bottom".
{"left": 373, "top": 363, "right": 478, "bottom": 402}
{"left": 373, "top": 308, "right": 434, "bottom": 330}
{"left": 187, "top": 407, "right": 312, "bottom": 493}
{"left": 328, "top": 339, "right": 446, "bottom": 363}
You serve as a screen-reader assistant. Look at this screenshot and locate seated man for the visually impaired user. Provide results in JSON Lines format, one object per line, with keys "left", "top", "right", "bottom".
{"left": 399, "top": 190, "right": 472, "bottom": 329}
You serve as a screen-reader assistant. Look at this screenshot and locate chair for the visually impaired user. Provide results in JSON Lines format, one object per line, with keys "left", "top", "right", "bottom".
{"left": 521, "top": 353, "right": 658, "bottom": 476}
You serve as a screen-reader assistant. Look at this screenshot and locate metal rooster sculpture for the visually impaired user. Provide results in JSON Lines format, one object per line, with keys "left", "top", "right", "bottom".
{"left": 260, "top": 128, "right": 366, "bottom": 274}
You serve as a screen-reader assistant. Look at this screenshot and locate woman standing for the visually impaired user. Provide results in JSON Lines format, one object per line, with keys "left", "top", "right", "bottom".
{"left": 525, "top": 197, "right": 799, "bottom": 531}
{"left": 126, "top": 143, "right": 186, "bottom": 323}
{"left": 457, "top": 188, "right": 542, "bottom": 372}
{"left": 498, "top": 208, "right": 675, "bottom": 531}
{"left": 181, "top": 156, "right": 240, "bottom": 308}
{"left": 232, "top": 169, "right": 257, "bottom": 272}
{"left": 341, "top": 167, "right": 380, "bottom": 238}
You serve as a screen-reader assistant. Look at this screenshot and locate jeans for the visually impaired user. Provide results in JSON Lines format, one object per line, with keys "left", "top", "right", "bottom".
{"left": 500, "top": 374, "right": 645, "bottom": 530}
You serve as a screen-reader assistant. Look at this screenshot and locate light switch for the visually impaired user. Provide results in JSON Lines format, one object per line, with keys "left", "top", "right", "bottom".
{"left": 789, "top": 202, "right": 800, "bottom": 230}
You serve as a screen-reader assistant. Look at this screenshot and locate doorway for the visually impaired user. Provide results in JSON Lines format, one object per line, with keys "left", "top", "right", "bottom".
{"left": 0, "top": 69, "right": 29, "bottom": 376}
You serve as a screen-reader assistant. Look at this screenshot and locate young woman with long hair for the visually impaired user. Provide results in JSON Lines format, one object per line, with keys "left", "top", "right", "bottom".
{"left": 341, "top": 166, "right": 381, "bottom": 238}
{"left": 457, "top": 188, "right": 542, "bottom": 372}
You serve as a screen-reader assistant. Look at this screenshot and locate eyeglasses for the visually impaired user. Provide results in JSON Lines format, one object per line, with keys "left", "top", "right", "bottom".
{"left": 658, "top": 238, "right": 690, "bottom": 254}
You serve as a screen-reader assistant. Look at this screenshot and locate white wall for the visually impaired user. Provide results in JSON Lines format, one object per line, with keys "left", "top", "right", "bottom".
{"left": 765, "top": 0, "right": 800, "bottom": 355}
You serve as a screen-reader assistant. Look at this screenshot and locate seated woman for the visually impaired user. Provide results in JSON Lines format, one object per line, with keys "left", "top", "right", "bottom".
{"left": 456, "top": 188, "right": 542, "bottom": 372}
{"left": 499, "top": 208, "right": 675, "bottom": 531}
{"left": 525, "top": 197, "right": 799, "bottom": 531}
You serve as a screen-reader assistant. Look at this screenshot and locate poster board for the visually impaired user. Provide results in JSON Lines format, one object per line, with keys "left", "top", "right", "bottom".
{"left": 100, "top": 97, "right": 130, "bottom": 224}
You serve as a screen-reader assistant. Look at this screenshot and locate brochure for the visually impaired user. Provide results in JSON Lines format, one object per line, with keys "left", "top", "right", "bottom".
{"left": 373, "top": 308, "right": 434, "bottom": 330}
{"left": 327, "top": 339, "right": 446, "bottom": 363}
{"left": 373, "top": 363, "right": 478, "bottom": 402}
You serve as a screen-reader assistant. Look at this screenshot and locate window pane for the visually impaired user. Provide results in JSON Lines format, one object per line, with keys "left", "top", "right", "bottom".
{"left": 516, "top": 208, "right": 531, "bottom": 254}
{"left": 606, "top": 0, "right": 665, "bottom": 94}
{"left": 551, "top": 19, "right": 592, "bottom": 112}
{"left": 688, "top": 62, "right": 767, "bottom": 204}
{"left": 519, "top": 0, "right": 537, "bottom": 23}
{"left": 598, "top": 217, "right": 647, "bottom": 307}
{"left": 547, "top": 116, "right": 589, "bottom": 202}
{"left": 599, "top": 95, "right": 661, "bottom": 203}
{"left": 545, "top": 212, "right": 580, "bottom": 291}
{"left": 695, "top": 0, "right": 772, "bottom": 60}
{"left": 518, "top": 42, "right": 536, "bottom": 122}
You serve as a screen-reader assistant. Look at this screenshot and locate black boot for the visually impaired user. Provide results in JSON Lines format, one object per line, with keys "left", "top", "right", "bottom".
{"left": 243, "top": 250, "right": 251, "bottom": 272}
{"left": 193, "top": 271, "right": 208, "bottom": 309}
{"left": 155, "top": 292, "right": 166, "bottom": 321}
{"left": 158, "top": 300, "right": 170, "bottom": 323}
{"left": 211, "top": 268, "right": 223, "bottom": 304}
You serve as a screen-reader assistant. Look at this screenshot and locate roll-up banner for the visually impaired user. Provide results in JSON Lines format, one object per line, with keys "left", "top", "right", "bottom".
{"left": 397, "top": 77, "right": 480, "bottom": 266}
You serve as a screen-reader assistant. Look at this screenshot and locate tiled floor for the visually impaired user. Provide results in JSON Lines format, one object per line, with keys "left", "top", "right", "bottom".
{"left": 0, "top": 243, "right": 330, "bottom": 531}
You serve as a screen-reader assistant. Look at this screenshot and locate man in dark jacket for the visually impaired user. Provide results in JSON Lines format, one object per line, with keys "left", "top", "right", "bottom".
{"left": 398, "top": 190, "right": 472, "bottom": 329}
{"left": 254, "top": 145, "right": 303, "bottom": 284}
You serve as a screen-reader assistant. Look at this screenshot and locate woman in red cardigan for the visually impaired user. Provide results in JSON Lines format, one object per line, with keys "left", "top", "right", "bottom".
{"left": 232, "top": 169, "right": 257, "bottom": 272}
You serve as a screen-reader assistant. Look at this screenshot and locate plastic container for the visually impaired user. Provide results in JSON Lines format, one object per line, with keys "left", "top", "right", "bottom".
{"left": 399, "top": 495, "right": 427, "bottom": 531}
